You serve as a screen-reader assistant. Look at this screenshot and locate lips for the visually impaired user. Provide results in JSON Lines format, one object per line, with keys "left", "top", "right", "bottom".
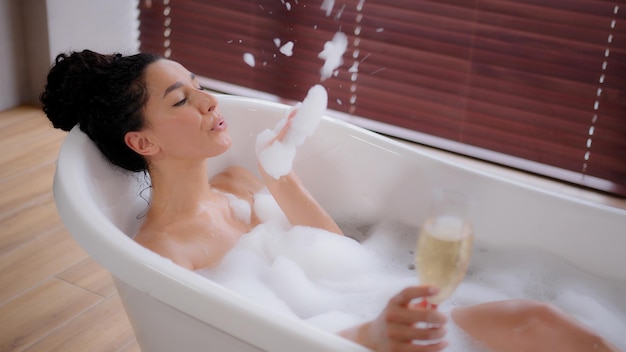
{"left": 211, "top": 116, "right": 227, "bottom": 131}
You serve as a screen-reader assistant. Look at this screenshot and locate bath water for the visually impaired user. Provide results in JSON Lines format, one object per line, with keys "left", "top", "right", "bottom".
{"left": 198, "top": 192, "right": 626, "bottom": 351}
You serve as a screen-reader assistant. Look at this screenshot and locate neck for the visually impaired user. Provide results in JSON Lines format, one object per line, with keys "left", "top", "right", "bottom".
{"left": 146, "top": 159, "right": 215, "bottom": 218}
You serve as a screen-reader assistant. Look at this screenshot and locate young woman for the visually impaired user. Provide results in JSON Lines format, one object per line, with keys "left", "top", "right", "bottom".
{"left": 41, "top": 50, "right": 447, "bottom": 351}
{"left": 41, "top": 50, "right": 619, "bottom": 352}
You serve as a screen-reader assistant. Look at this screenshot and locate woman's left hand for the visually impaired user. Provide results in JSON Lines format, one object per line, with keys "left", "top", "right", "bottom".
{"left": 341, "top": 286, "right": 448, "bottom": 352}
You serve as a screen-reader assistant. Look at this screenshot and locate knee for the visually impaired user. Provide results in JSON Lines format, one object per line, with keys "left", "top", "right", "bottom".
{"left": 518, "top": 300, "right": 562, "bottom": 324}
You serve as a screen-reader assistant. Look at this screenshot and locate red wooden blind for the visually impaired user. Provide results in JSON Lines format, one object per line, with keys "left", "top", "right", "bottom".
{"left": 138, "top": 0, "right": 626, "bottom": 197}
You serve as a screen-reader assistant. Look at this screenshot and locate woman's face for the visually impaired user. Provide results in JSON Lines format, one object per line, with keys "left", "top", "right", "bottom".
{"left": 138, "top": 59, "right": 231, "bottom": 163}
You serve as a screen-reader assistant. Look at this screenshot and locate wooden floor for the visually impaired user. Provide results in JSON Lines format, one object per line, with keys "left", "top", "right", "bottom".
{"left": 0, "top": 106, "right": 139, "bottom": 352}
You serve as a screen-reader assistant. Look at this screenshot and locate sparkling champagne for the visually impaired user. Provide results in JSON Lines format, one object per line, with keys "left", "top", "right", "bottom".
{"left": 415, "top": 215, "right": 474, "bottom": 304}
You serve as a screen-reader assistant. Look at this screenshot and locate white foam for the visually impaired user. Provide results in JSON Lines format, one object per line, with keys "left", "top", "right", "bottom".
{"left": 199, "top": 197, "right": 417, "bottom": 333}
{"left": 256, "top": 85, "right": 327, "bottom": 179}
{"left": 199, "top": 206, "right": 626, "bottom": 350}
{"left": 279, "top": 41, "right": 294, "bottom": 56}
{"left": 320, "top": 0, "right": 335, "bottom": 17}
{"left": 285, "top": 84, "right": 327, "bottom": 143}
{"left": 257, "top": 139, "right": 297, "bottom": 179}
{"left": 252, "top": 187, "right": 290, "bottom": 228}
{"left": 215, "top": 190, "right": 251, "bottom": 224}
{"left": 318, "top": 32, "right": 347, "bottom": 81}
{"left": 243, "top": 52, "right": 255, "bottom": 67}
{"left": 246, "top": 222, "right": 411, "bottom": 325}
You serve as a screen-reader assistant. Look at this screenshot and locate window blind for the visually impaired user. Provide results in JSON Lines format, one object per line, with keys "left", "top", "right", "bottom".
{"left": 138, "top": 0, "right": 626, "bottom": 197}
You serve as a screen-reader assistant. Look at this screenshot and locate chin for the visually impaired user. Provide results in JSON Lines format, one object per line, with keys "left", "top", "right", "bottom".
{"left": 212, "top": 133, "right": 232, "bottom": 156}
{"left": 222, "top": 132, "right": 232, "bottom": 150}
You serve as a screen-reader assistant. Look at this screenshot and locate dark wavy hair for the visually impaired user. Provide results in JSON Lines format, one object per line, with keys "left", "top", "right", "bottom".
{"left": 40, "top": 50, "right": 161, "bottom": 172}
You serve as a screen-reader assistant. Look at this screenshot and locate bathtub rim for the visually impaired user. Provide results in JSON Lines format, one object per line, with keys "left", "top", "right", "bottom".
{"left": 217, "top": 95, "right": 626, "bottom": 216}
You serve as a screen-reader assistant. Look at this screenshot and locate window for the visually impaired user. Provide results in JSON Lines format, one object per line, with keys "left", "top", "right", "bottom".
{"left": 138, "top": 0, "right": 626, "bottom": 197}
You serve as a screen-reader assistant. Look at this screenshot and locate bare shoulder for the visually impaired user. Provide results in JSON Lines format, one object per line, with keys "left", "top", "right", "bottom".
{"left": 210, "top": 166, "right": 263, "bottom": 202}
{"left": 134, "top": 229, "right": 194, "bottom": 269}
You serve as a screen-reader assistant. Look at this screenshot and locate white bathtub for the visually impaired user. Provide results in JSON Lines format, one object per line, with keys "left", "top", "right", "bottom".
{"left": 53, "top": 95, "right": 626, "bottom": 351}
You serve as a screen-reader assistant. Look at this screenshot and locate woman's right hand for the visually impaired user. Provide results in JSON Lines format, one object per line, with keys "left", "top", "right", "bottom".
{"left": 341, "top": 286, "right": 448, "bottom": 352}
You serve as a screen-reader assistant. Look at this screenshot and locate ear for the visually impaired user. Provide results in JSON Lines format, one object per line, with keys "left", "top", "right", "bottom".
{"left": 124, "top": 131, "right": 159, "bottom": 156}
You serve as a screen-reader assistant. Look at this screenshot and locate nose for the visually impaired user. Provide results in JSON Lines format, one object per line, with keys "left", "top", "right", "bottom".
{"left": 196, "top": 89, "right": 218, "bottom": 114}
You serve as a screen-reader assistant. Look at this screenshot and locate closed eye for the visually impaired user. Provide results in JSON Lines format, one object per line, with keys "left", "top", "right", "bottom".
{"left": 173, "top": 85, "right": 208, "bottom": 107}
{"left": 173, "top": 98, "right": 187, "bottom": 107}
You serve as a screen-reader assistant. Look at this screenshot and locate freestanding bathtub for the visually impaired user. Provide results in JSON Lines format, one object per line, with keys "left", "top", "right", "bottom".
{"left": 53, "top": 95, "right": 626, "bottom": 351}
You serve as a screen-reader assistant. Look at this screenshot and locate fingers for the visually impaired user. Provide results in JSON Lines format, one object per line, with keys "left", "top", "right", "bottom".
{"left": 411, "top": 341, "right": 449, "bottom": 352}
{"left": 391, "top": 341, "right": 448, "bottom": 352}
{"left": 386, "top": 286, "right": 448, "bottom": 325}
{"left": 390, "top": 286, "right": 439, "bottom": 307}
{"left": 383, "top": 329, "right": 448, "bottom": 352}
{"left": 386, "top": 324, "right": 447, "bottom": 342}
{"left": 389, "top": 286, "right": 447, "bottom": 326}
{"left": 386, "top": 304, "right": 447, "bottom": 326}
{"left": 275, "top": 115, "right": 294, "bottom": 142}
{"left": 377, "top": 286, "right": 449, "bottom": 352}
{"left": 382, "top": 300, "right": 447, "bottom": 333}
{"left": 287, "top": 105, "right": 299, "bottom": 120}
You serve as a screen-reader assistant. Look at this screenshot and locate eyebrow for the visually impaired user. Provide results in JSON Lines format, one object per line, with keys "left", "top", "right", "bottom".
{"left": 163, "top": 73, "right": 197, "bottom": 98}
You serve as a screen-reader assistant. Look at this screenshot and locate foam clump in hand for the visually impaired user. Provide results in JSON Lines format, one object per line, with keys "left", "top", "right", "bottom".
{"left": 256, "top": 84, "right": 328, "bottom": 179}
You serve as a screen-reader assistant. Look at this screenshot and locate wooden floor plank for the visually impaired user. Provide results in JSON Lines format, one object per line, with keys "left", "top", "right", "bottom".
{"left": 0, "top": 278, "right": 102, "bottom": 352}
{"left": 0, "top": 226, "right": 88, "bottom": 305}
{"left": 0, "top": 106, "right": 44, "bottom": 129}
{"left": 23, "top": 294, "right": 136, "bottom": 352}
{"left": 0, "top": 112, "right": 52, "bottom": 141}
{"left": 0, "top": 130, "right": 64, "bottom": 180}
{"left": 0, "top": 106, "right": 139, "bottom": 351}
{"left": 0, "top": 161, "right": 57, "bottom": 218}
{"left": 57, "top": 257, "right": 117, "bottom": 298}
{"left": 0, "top": 195, "right": 62, "bottom": 256}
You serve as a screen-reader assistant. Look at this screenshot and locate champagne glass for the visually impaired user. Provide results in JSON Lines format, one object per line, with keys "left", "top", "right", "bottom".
{"left": 415, "top": 189, "right": 474, "bottom": 309}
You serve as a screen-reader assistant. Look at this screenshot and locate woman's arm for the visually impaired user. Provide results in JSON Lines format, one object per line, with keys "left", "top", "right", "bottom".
{"left": 259, "top": 166, "right": 343, "bottom": 235}
{"left": 256, "top": 108, "right": 343, "bottom": 235}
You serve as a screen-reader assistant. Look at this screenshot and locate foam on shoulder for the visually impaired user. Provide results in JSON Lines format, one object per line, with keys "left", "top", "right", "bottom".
{"left": 199, "top": 197, "right": 418, "bottom": 333}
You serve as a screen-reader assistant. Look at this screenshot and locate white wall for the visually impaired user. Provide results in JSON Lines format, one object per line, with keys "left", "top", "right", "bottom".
{"left": 22, "top": 0, "right": 51, "bottom": 108}
{"left": 0, "top": 0, "right": 140, "bottom": 111}
{"left": 0, "top": 0, "right": 30, "bottom": 110}
{"left": 46, "top": 0, "right": 140, "bottom": 61}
